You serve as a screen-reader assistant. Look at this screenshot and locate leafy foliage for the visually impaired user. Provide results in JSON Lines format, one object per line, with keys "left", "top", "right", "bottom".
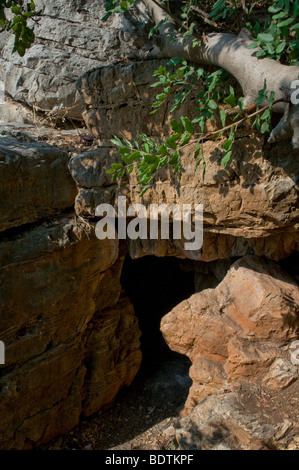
{"left": 101, "top": 0, "right": 138, "bottom": 20}
{"left": 246, "top": 0, "right": 299, "bottom": 65}
{"left": 0, "top": 0, "right": 38, "bottom": 56}
{"left": 100, "top": 0, "right": 297, "bottom": 195}
{"left": 108, "top": 67, "right": 277, "bottom": 194}
{"left": 1, "top": 1, "right": 294, "bottom": 195}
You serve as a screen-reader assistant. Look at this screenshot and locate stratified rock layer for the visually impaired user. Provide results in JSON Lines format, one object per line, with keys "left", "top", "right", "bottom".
{"left": 0, "top": 134, "right": 141, "bottom": 449}
{"left": 72, "top": 59, "right": 299, "bottom": 261}
{"left": 0, "top": 0, "right": 151, "bottom": 121}
{"left": 161, "top": 256, "right": 299, "bottom": 448}
{"left": 0, "top": 136, "right": 77, "bottom": 232}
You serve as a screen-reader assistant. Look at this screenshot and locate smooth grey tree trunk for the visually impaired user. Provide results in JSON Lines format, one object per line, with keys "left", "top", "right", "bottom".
{"left": 142, "top": 0, "right": 299, "bottom": 149}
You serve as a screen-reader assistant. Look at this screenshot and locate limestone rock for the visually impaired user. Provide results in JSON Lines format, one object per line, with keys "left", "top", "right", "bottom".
{"left": 77, "top": 60, "right": 197, "bottom": 139}
{"left": 0, "top": 217, "right": 141, "bottom": 449}
{"left": 175, "top": 391, "right": 297, "bottom": 450}
{"left": 0, "top": 0, "right": 152, "bottom": 121}
{"left": 160, "top": 255, "right": 299, "bottom": 413}
{"left": 263, "top": 358, "right": 298, "bottom": 390}
{"left": 71, "top": 63, "right": 299, "bottom": 261}
{"left": 0, "top": 135, "right": 77, "bottom": 232}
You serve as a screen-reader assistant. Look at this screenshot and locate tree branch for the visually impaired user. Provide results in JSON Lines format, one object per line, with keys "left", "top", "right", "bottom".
{"left": 141, "top": 0, "right": 299, "bottom": 149}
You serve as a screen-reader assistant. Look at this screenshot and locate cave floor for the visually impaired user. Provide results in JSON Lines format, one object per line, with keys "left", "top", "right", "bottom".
{"left": 43, "top": 352, "right": 191, "bottom": 450}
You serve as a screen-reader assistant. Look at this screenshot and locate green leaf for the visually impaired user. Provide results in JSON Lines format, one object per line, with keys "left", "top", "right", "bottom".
{"left": 139, "top": 185, "right": 151, "bottom": 198}
{"left": 252, "top": 115, "right": 261, "bottom": 129}
{"left": 208, "top": 99, "right": 218, "bottom": 110}
{"left": 257, "top": 33, "right": 274, "bottom": 43}
{"left": 11, "top": 6, "right": 21, "bottom": 14}
{"left": 247, "top": 41, "right": 260, "bottom": 49}
{"left": 268, "top": 5, "right": 283, "bottom": 13}
{"left": 224, "top": 94, "right": 236, "bottom": 108}
{"left": 101, "top": 12, "right": 112, "bottom": 21}
{"left": 272, "top": 11, "right": 287, "bottom": 20}
{"left": 180, "top": 131, "right": 192, "bottom": 146}
{"left": 144, "top": 155, "right": 158, "bottom": 164}
{"left": 118, "top": 146, "right": 131, "bottom": 155}
{"left": 166, "top": 134, "right": 181, "bottom": 149}
{"left": 223, "top": 139, "right": 232, "bottom": 151}
{"left": 220, "top": 109, "right": 226, "bottom": 128}
{"left": 269, "top": 91, "right": 275, "bottom": 107}
{"left": 111, "top": 136, "right": 123, "bottom": 147}
{"left": 261, "top": 122, "right": 270, "bottom": 134}
{"left": 120, "top": 1, "right": 128, "bottom": 10}
{"left": 260, "top": 108, "right": 271, "bottom": 120}
{"left": 158, "top": 144, "right": 168, "bottom": 157}
{"left": 171, "top": 119, "right": 183, "bottom": 134}
{"left": 238, "top": 97, "right": 244, "bottom": 112}
{"left": 255, "top": 96, "right": 266, "bottom": 105}
{"left": 159, "top": 156, "right": 168, "bottom": 167}
{"left": 169, "top": 151, "right": 180, "bottom": 166}
{"left": 275, "top": 41, "right": 286, "bottom": 54}
{"left": 181, "top": 116, "right": 193, "bottom": 133}
{"left": 128, "top": 151, "right": 141, "bottom": 161}
{"left": 277, "top": 18, "right": 294, "bottom": 28}
{"left": 221, "top": 150, "right": 232, "bottom": 167}
{"left": 255, "top": 50, "right": 267, "bottom": 57}
{"left": 156, "top": 93, "right": 167, "bottom": 101}
{"left": 112, "top": 163, "right": 124, "bottom": 170}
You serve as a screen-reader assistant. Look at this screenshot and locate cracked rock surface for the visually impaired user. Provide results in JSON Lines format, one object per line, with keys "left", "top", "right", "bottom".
{"left": 0, "top": 0, "right": 152, "bottom": 121}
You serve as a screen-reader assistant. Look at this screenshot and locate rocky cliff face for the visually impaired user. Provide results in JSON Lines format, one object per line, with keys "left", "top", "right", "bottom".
{"left": 0, "top": 0, "right": 151, "bottom": 122}
{"left": 0, "top": 133, "right": 141, "bottom": 449}
{"left": 72, "top": 59, "right": 299, "bottom": 262}
{"left": 69, "top": 63, "right": 299, "bottom": 448}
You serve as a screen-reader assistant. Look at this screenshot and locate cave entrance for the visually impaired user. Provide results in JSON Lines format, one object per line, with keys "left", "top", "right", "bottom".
{"left": 119, "top": 254, "right": 195, "bottom": 432}
{"left": 121, "top": 254, "right": 195, "bottom": 370}
{"left": 70, "top": 255, "right": 198, "bottom": 450}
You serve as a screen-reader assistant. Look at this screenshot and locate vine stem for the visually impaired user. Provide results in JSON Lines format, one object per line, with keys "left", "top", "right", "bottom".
{"left": 177, "top": 97, "right": 289, "bottom": 153}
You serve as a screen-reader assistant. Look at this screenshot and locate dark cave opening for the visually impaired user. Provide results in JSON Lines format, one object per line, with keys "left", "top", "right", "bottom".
{"left": 120, "top": 254, "right": 196, "bottom": 370}
{"left": 112, "top": 254, "right": 197, "bottom": 444}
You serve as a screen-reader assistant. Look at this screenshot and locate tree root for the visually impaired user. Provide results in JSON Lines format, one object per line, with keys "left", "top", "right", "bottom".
{"left": 141, "top": 0, "right": 299, "bottom": 151}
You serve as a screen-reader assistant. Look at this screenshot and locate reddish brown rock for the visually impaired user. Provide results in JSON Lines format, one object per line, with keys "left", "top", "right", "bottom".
{"left": 0, "top": 136, "right": 77, "bottom": 232}
{"left": 0, "top": 217, "right": 141, "bottom": 449}
{"left": 71, "top": 62, "right": 299, "bottom": 262}
{"left": 161, "top": 255, "right": 299, "bottom": 414}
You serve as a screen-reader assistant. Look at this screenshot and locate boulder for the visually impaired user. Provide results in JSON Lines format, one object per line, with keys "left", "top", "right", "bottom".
{"left": 0, "top": 135, "right": 77, "bottom": 232}
{"left": 175, "top": 389, "right": 298, "bottom": 450}
{"left": 160, "top": 255, "right": 299, "bottom": 413}
{"left": 0, "top": 216, "right": 142, "bottom": 449}
{"left": 0, "top": 132, "right": 142, "bottom": 449}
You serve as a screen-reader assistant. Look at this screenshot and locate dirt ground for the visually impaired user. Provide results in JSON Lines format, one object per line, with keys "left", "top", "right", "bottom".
{"left": 43, "top": 352, "right": 192, "bottom": 451}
